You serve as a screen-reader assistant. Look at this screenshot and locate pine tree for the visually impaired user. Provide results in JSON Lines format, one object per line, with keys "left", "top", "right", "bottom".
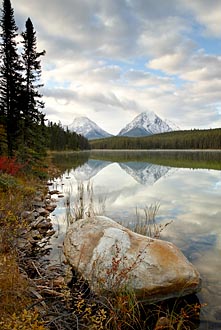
{"left": 0, "top": 0, "right": 23, "bottom": 156}
{"left": 21, "top": 17, "right": 46, "bottom": 151}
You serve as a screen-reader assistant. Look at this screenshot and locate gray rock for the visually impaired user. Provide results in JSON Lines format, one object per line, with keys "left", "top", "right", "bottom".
{"left": 32, "top": 211, "right": 40, "bottom": 218}
{"left": 31, "top": 216, "right": 45, "bottom": 228}
{"left": 17, "top": 238, "right": 32, "bottom": 250}
{"left": 32, "top": 201, "right": 46, "bottom": 208}
{"left": 35, "top": 207, "right": 50, "bottom": 216}
{"left": 64, "top": 216, "right": 201, "bottom": 303}
{"left": 33, "top": 196, "right": 43, "bottom": 202}
{"left": 49, "top": 190, "right": 60, "bottom": 195}
{"left": 37, "top": 220, "right": 52, "bottom": 230}
{"left": 21, "top": 211, "right": 32, "bottom": 219}
{"left": 46, "top": 204, "right": 57, "bottom": 212}
{"left": 46, "top": 229, "right": 56, "bottom": 237}
{"left": 29, "top": 230, "right": 42, "bottom": 241}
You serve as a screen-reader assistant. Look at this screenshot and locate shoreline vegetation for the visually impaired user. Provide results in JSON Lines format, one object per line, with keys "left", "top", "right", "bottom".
{"left": 0, "top": 157, "right": 204, "bottom": 329}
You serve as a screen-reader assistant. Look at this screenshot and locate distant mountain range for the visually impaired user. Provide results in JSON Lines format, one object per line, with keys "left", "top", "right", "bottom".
{"left": 68, "top": 111, "right": 179, "bottom": 140}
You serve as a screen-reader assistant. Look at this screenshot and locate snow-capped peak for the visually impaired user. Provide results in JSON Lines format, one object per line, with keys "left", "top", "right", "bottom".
{"left": 68, "top": 116, "right": 112, "bottom": 140}
{"left": 118, "top": 110, "right": 178, "bottom": 137}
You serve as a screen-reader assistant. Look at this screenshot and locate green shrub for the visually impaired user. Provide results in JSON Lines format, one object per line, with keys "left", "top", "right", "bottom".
{"left": 0, "top": 173, "right": 18, "bottom": 191}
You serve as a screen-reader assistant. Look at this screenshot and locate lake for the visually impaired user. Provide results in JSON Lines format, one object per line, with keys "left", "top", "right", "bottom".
{"left": 49, "top": 150, "right": 221, "bottom": 329}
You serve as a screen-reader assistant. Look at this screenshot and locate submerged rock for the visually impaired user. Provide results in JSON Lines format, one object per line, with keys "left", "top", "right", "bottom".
{"left": 63, "top": 216, "right": 201, "bottom": 302}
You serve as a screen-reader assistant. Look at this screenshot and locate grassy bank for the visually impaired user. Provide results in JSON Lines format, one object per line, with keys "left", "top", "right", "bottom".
{"left": 0, "top": 157, "right": 51, "bottom": 328}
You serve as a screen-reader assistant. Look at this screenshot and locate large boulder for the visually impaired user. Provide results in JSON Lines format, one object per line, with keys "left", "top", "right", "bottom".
{"left": 63, "top": 216, "right": 201, "bottom": 302}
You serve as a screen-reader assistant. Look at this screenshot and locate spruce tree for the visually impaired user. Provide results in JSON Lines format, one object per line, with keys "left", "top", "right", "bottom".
{"left": 0, "top": 0, "right": 23, "bottom": 156}
{"left": 21, "top": 17, "right": 46, "bottom": 152}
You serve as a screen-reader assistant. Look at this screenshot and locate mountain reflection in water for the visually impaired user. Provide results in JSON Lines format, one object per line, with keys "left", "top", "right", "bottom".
{"left": 51, "top": 150, "right": 221, "bottom": 329}
{"left": 71, "top": 158, "right": 172, "bottom": 185}
{"left": 73, "top": 159, "right": 111, "bottom": 181}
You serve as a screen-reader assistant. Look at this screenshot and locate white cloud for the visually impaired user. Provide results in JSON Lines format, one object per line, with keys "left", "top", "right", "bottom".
{"left": 124, "top": 69, "right": 174, "bottom": 89}
{"left": 181, "top": 0, "right": 221, "bottom": 37}
{"left": 10, "top": 0, "right": 221, "bottom": 134}
{"left": 148, "top": 52, "right": 189, "bottom": 74}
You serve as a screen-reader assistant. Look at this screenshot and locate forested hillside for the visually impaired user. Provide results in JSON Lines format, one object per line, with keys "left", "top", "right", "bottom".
{"left": 46, "top": 122, "right": 90, "bottom": 151}
{"left": 90, "top": 128, "right": 221, "bottom": 150}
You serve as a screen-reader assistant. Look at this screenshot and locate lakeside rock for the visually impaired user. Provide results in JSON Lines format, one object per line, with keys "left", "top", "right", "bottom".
{"left": 18, "top": 188, "right": 59, "bottom": 250}
{"left": 64, "top": 216, "right": 201, "bottom": 302}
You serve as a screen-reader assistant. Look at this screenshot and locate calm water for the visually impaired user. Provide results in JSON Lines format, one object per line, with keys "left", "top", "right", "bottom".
{"left": 50, "top": 150, "right": 221, "bottom": 329}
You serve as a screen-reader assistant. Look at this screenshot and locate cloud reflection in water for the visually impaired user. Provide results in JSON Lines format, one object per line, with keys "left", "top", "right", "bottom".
{"left": 51, "top": 154, "right": 221, "bottom": 326}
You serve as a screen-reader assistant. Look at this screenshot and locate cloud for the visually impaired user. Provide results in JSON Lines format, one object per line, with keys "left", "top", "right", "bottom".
{"left": 148, "top": 52, "right": 189, "bottom": 74}
{"left": 9, "top": 0, "right": 221, "bottom": 133}
{"left": 181, "top": 1, "right": 221, "bottom": 37}
{"left": 181, "top": 52, "right": 221, "bottom": 81}
{"left": 124, "top": 69, "right": 174, "bottom": 89}
{"left": 84, "top": 65, "right": 122, "bottom": 82}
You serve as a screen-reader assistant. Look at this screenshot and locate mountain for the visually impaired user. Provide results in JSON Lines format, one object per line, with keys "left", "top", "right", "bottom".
{"left": 118, "top": 111, "right": 179, "bottom": 137}
{"left": 119, "top": 162, "right": 173, "bottom": 185}
{"left": 73, "top": 159, "right": 111, "bottom": 181}
{"left": 68, "top": 117, "right": 112, "bottom": 140}
{"left": 164, "top": 119, "right": 180, "bottom": 132}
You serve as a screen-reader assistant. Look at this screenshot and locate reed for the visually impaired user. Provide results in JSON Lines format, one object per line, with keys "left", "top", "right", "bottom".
{"left": 67, "top": 181, "right": 106, "bottom": 222}
{"left": 133, "top": 203, "right": 172, "bottom": 238}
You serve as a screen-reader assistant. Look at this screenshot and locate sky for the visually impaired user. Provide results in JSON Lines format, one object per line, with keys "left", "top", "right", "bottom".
{"left": 12, "top": 0, "right": 221, "bottom": 135}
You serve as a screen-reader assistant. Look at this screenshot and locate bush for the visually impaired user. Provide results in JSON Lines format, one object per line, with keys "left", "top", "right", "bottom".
{"left": 0, "top": 309, "right": 46, "bottom": 330}
{"left": 0, "top": 156, "right": 24, "bottom": 176}
{"left": 0, "top": 173, "right": 18, "bottom": 191}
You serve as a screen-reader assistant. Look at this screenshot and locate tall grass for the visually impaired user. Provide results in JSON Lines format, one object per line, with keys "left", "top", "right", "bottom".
{"left": 67, "top": 181, "right": 107, "bottom": 223}
{"left": 133, "top": 203, "right": 172, "bottom": 238}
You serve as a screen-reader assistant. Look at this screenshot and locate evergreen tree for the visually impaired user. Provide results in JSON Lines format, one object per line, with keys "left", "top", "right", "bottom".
{"left": 0, "top": 0, "right": 23, "bottom": 156}
{"left": 21, "top": 17, "right": 45, "bottom": 151}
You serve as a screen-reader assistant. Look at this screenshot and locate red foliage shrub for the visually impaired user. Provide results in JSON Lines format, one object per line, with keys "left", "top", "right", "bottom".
{"left": 0, "top": 157, "right": 24, "bottom": 176}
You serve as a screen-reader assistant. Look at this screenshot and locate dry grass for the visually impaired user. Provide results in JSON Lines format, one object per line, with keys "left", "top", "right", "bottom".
{"left": 0, "top": 254, "right": 30, "bottom": 316}
{"left": 0, "top": 170, "right": 47, "bottom": 328}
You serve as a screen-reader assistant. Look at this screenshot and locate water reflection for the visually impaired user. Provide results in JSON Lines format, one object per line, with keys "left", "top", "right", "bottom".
{"left": 119, "top": 162, "right": 171, "bottom": 185}
{"left": 73, "top": 159, "right": 111, "bottom": 181}
{"left": 51, "top": 150, "right": 221, "bottom": 329}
